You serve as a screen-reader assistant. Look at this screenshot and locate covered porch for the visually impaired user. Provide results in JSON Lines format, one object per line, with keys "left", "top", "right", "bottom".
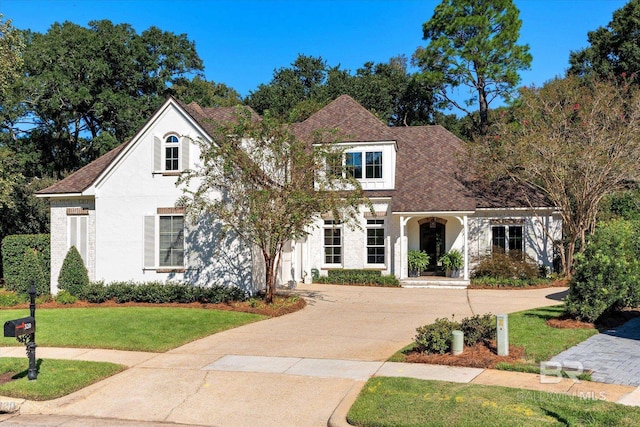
{"left": 394, "top": 211, "right": 473, "bottom": 285}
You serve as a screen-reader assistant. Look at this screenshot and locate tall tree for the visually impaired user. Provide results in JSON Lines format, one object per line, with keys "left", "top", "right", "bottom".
{"left": 247, "top": 53, "right": 437, "bottom": 126}
{"left": 246, "top": 54, "right": 329, "bottom": 119}
{"left": 414, "top": 0, "right": 532, "bottom": 135}
{"left": 179, "top": 109, "right": 367, "bottom": 303}
{"left": 172, "top": 76, "right": 241, "bottom": 108}
{"left": 569, "top": 0, "right": 640, "bottom": 82}
{"left": 0, "top": 15, "right": 23, "bottom": 102}
{"left": 469, "top": 76, "right": 640, "bottom": 275}
{"left": 19, "top": 20, "right": 204, "bottom": 175}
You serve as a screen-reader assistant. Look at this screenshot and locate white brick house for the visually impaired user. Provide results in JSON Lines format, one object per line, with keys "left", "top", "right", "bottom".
{"left": 38, "top": 95, "right": 561, "bottom": 293}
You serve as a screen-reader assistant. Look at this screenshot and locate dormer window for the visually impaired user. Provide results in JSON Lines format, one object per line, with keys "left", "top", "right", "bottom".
{"left": 345, "top": 151, "right": 382, "bottom": 179}
{"left": 164, "top": 135, "right": 180, "bottom": 171}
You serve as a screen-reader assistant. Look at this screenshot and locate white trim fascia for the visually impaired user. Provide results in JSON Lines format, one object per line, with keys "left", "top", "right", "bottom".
{"left": 313, "top": 140, "right": 398, "bottom": 151}
{"left": 475, "top": 206, "right": 556, "bottom": 212}
{"left": 392, "top": 211, "right": 475, "bottom": 216}
{"left": 35, "top": 192, "right": 85, "bottom": 199}
{"left": 91, "top": 98, "right": 212, "bottom": 191}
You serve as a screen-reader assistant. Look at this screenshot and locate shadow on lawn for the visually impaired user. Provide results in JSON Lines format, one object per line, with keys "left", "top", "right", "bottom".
{"left": 12, "top": 359, "right": 42, "bottom": 380}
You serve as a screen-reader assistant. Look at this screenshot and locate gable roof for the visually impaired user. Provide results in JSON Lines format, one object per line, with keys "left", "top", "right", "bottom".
{"left": 37, "top": 97, "right": 258, "bottom": 196}
{"left": 36, "top": 141, "right": 130, "bottom": 195}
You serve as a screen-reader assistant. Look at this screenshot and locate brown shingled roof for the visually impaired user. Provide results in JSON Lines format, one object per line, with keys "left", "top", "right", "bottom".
{"left": 36, "top": 141, "right": 130, "bottom": 195}
{"left": 292, "top": 95, "right": 395, "bottom": 142}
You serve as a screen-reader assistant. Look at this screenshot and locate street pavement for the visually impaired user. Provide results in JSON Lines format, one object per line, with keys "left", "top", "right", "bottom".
{"left": 0, "top": 284, "right": 636, "bottom": 427}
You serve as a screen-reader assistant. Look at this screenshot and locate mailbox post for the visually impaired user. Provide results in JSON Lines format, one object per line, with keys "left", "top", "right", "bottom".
{"left": 3, "top": 282, "right": 37, "bottom": 380}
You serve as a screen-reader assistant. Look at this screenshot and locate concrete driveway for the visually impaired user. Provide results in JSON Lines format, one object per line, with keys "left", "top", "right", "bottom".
{"left": 16, "top": 284, "right": 566, "bottom": 427}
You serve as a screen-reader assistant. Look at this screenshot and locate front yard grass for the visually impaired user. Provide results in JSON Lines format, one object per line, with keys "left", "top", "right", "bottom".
{"left": 347, "top": 377, "right": 640, "bottom": 427}
{"left": 0, "top": 307, "right": 266, "bottom": 352}
{"left": 499, "top": 305, "right": 598, "bottom": 373}
{"left": 0, "top": 357, "right": 124, "bottom": 401}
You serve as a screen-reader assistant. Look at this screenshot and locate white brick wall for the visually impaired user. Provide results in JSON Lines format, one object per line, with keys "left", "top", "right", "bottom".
{"left": 49, "top": 198, "right": 95, "bottom": 294}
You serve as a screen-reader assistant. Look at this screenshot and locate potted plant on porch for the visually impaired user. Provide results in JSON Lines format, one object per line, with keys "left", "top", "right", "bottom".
{"left": 407, "top": 250, "right": 430, "bottom": 277}
{"left": 439, "top": 249, "right": 463, "bottom": 277}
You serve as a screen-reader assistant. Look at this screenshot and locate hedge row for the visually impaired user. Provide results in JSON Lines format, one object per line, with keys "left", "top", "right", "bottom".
{"left": 1, "top": 234, "right": 50, "bottom": 295}
{"left": 314, "top": 269, "right": 400, "bottom": 287}
{"left": 75, "top": 281, "right": 248, "bottom": 304}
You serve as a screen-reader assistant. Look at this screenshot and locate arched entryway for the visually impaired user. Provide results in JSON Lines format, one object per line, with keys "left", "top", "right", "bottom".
{"left": 419, "top": 217, "right": 446, "bottom": 274}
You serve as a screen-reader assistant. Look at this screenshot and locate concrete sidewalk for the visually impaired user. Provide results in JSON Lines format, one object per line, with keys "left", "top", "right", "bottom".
{"left": 1, "top": 284, "right": 631, "bottom": 427}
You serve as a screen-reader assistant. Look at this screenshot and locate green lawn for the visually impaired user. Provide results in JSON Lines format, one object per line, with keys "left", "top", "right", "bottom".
{"left": 0, "top": 307, "right": 265, "bottom": 352}
{"left": 348, "top": 377, "right": 640, "bottom": 427}
{"left": 498, "top": 305, "right": 598, "bottom": 373}
{"left": 0, "top": 357, "right": 124, "bottom": 401}
{"left": 390, "top": 305, "right": 598, "bottom": 374}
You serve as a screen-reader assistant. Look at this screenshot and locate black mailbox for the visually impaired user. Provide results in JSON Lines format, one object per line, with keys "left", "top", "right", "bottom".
{"left": 4, "top": 317, "right": 35, "bottom": 338}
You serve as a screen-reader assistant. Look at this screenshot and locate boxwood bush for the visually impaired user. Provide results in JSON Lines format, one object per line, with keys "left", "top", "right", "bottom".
{"left": 1, "top": 234, "right": 50, "bottom": 295}
{"left": 77, "top": 281, "right": 248, "bottom": 304}
{"left": 58, "top": 246, "right": 90, "bottom": 297}
{"left": 414, "top": 313, "right": 496, "bottom": 354}
{"left": 313, "top": 269, "right": 400, "bottom": 287}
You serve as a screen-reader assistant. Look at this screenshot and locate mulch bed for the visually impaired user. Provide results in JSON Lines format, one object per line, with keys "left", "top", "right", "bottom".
{"left": 547, "top": 309, "right": 640, "bottom": 330}
{"left": 405, "top": 341, "right": 526, "bottom": 369}
{"left": 0, "top": 372, "right": 16, "bottom": 385}
{"left": 1, "top": 295, "right": 307, "bottom": 318}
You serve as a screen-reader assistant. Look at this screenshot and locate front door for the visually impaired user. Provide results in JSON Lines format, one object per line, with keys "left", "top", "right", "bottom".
{"left": 420, "top": 221, "right": 445, "bottom": 273}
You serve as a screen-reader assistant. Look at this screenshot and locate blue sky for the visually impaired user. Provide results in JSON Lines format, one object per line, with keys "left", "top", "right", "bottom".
{"left": 0, "top": 0, "right": 629, "bottom": 98}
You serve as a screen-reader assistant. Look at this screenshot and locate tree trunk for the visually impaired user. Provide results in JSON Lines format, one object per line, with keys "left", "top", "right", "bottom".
{"left": 263, "top": 253, "right": 275, "bottom": 304}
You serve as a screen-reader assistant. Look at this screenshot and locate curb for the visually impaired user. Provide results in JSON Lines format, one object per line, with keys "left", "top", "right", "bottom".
{"left": 327, "top": 381, "right": 366, "bottom": 427}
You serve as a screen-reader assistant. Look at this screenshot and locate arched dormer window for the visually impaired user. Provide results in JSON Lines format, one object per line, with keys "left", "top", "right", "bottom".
{"left": 164, "top": 135, "right": 180, "bottom": 171}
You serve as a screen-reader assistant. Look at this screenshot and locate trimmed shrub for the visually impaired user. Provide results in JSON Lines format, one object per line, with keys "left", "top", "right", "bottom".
{"left": 55, "top": 290, "right": 78, "bottom": 305}
{"left": 14, "top": 248, "right": 49, "bottom": 296}
{"left": 565, "top": 220, "right": 640, "bottom": 322}
{"left": 472, "top": 251, "right": 540, "bottom": 280}
{"left": 78, "top": 281, "right": 247, "bottom": 304}
{"left": 460, "top": 314, "right": 495, "bottom": 346}
{"left": 77, "top": 282, "right": 109, "bottom": 303}
{"left": 415, "top": 314, "right": 498, "bottom": 354}
{"left": 470, "top": 276, "right": 553, "bottom": 288}
{"left": 58, "top": 246, "right": 90, "bottom": 296}
{"left": 1, "top": 234, "right": 50, "bottom": 294}
{"left": 314, "top": 269, "right": 400, "bottom": 287}
{"left": 415, "top": 318, "right": 460, "bottom": 354}
{"left": 0, "top": 289, "right": 27, "bottom": 307}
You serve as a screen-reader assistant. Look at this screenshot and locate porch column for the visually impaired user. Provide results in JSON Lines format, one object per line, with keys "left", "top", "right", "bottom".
{"left": 463, "top": 215, "right": 469, "bottom": 280}
{"left": 399, "top": 216, "right": 412, "bottom": 279}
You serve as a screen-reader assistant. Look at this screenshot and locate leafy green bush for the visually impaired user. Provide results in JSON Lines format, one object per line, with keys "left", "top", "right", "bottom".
{"left": 1, "top": 234, "right": 50, "bottom": 295}
{"left": 470, "top": 276, "right": 553, "bottom": 288}
{"left": 415, "top": 314, "right": 499, "bottom": 354}
{"left": 565, "top": 220, "right": 640, "bottom": 322}
{"left": 55, "top": 290, "right": 78, "bottom": 305}
{"left": 77, "top": 282, "right": 109, "bottom": 303}
{"left": 460, "top": 314, "right": 495, "bottom": 346}
{"left": 414, "top": 318, "right": 460, "bottom": 354}
{"left": 15, "top": 248, "right": 49, "bottom": 296}
{"left": 58, "top": 246, "right": 90, "bottom": 296}
{"left": 0, "top": 289, "right": 27, "bottom": 306}
{"left": 472, "top": 251, "right": 540, "bottom": 280}
{"left": 78, "top": 281, "right": 247, "bottom": 304}
{"left": 313, "top": 269, "right": 399, "bottom": 286}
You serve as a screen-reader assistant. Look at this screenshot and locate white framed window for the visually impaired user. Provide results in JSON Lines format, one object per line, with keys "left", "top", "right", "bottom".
{"left": 366, "top": 219, "right": 385, "bottom": 264}
{"left": 344, "top": 151, "right": 382, "bottom": 179}
{"left": 144, "top": 213, "right": 185, "bottom": 269}
{"left": 153, "top": 134, "right": 190, "bottom": 173}
{"left": 323, "top": 220, "right": 342, "bottom": 265}
{"left": 164, "top": 135, "right": 180, "bottom": 171}
{"left": 492, "top": 225, "right": 523, "bottom": 254}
